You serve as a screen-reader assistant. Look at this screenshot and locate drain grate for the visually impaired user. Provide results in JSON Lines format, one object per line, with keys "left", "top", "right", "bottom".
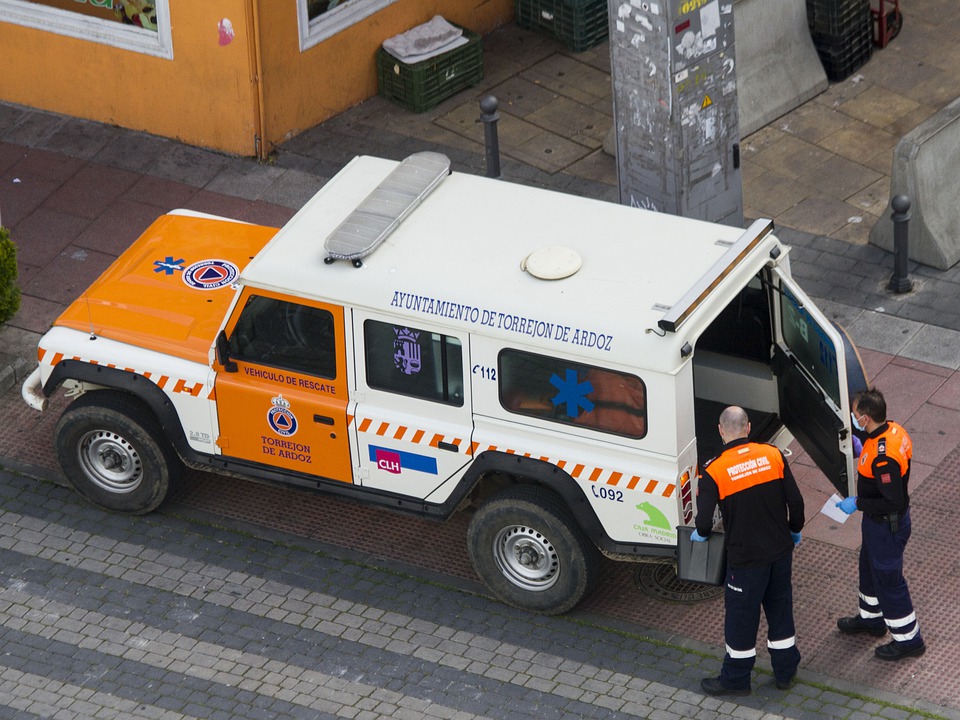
{"left": 634, "top": 563, "right": 725, "bottom": 603}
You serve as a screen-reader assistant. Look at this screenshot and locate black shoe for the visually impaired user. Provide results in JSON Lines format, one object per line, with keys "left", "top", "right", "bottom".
{"left": 875, "top": 639, "right": 926, "bottom": 661}
{"left": 700, "top": 677, "right": 751, "bottom": 697}
{"left": 775, "top": 675, "right": 796, "bottom": 690}
{"left": 837, "top": 616, "right": 886, "bottom": 637}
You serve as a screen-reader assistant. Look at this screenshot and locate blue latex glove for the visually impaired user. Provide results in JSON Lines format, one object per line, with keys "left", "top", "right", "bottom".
{"left": 791, "top": 531, "right": 802, "bottom": 546}
{"left": 836, "top": 496, "right": 858, "bottom": 515}
{"left": 852, "top": 435, "right": 863, "bottom": 456}
{"left": 690, "top": 529, "right": 708, "bottom": 542}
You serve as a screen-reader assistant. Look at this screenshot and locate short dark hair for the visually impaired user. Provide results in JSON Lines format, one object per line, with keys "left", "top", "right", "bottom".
{"left": 853, "top": 388, "right": 886, "bottom": 423}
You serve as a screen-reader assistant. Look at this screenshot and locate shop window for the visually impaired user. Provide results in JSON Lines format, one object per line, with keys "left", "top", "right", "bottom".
{"left": 364, "top": 319, "right": 464, "bottom": 406}
{"left": 297, "top": 0, "right": 399, "bottom": 50}
{"left": 0, "top": 0, "right": 172, "bottom": 58}
{"left": 229, "top": 295, "right": 338, "bottom": 379}
{"left": 499, "top": 349, "right": 648, "bottom": 439}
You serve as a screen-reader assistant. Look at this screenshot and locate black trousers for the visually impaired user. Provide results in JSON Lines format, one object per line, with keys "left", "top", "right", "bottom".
{"left": 721, "top": 552, "right": 800, "bottom": 689}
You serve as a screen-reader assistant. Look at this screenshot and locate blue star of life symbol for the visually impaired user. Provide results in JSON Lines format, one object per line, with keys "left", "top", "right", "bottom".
{"left": 153, "top": 256, "right": 185, "bottom": 275}
{"left": 550, "top": 369, "right": 594, "bottom": 418}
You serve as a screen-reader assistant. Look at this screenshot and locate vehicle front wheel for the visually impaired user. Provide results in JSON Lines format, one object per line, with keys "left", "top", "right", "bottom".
{"left": 55, "top": 392, "right": 181, "bottom": 514}
{"left": 466, "top": 484, "right": 601, "bottom": 615}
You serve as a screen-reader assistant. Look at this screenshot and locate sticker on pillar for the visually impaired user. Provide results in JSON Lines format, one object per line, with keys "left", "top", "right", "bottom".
{"left": 369, "top": 445, "right": 439, "bottom": 475}
{"left": 219, "top": 18, "right": 235, "bottom": 45}
{"left": 701, "top": 94, "right": 713, "bottom": 110}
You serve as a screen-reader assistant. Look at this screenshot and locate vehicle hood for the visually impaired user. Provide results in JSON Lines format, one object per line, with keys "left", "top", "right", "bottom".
{"left": 53, "top": 213, "right": 279, "bottom": 365}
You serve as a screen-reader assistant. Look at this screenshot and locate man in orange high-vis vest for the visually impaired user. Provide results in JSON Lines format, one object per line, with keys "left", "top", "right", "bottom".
{"left": 692, "top": 406, "right": 805, "bottom": 696}
{"left": 835, "top": 388, "right": 925, "bottom": 661}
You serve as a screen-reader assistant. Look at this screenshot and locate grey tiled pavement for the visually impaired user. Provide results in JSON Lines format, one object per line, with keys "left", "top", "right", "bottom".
{"left": 0, "top": 469, "right": 949, "bottom": 720}
{"left": 2, "top": 11, "right": 960, "bottom": 720}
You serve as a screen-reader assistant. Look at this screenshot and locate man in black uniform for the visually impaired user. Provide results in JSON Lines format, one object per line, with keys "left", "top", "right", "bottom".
{"left": 835, "top": 388, "right": 925, "bottom": 660}
{"left": 692, "top": 406, "right": 804, "bottom": 696}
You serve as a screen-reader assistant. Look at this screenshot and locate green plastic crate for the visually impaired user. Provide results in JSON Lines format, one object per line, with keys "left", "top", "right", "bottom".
{"left": 515, "top": 0, "right": 608, "bottom": 52}
{"left": 377, "top": 29, "right": 484, "bottom": 113}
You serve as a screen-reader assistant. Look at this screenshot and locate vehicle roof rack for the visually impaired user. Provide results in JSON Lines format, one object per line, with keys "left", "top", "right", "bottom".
{"left": 323, "top": 151, "right": 451, "bottom": 267}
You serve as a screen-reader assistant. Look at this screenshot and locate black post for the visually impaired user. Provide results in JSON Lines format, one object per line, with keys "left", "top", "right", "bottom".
{"left": 480, "top": 95, "right": 501, "bottom": 179}
{"left": 888, "top": 194, "right": 912, "bottom": 293}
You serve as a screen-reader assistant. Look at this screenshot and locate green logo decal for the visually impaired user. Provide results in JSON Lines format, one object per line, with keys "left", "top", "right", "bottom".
{"left": 635, "top": 501, "right": 671, "bottom": 530}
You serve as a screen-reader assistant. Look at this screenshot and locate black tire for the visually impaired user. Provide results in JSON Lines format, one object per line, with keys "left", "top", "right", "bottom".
{"left": 54, "top": 392, "right": 181, "bottom": 515}
{"left": 466, "top": 484, "right": 601, "bottom": 615}
{"left": 889, "top": 11, "right": 903, "bottom": 41}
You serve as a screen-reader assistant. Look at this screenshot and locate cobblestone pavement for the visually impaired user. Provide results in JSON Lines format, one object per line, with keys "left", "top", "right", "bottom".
{"left": 0, "top": 468, "right": 952, "bottom": 720}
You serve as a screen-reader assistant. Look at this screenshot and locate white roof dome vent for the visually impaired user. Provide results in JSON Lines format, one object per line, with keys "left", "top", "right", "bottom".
{"left": 521, "top": 246, "right": 582, "bottom": 280}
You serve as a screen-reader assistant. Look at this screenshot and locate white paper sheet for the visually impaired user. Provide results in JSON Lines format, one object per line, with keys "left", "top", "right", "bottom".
{"left": 821, "top": 493, "right": 851, "bottom": 523}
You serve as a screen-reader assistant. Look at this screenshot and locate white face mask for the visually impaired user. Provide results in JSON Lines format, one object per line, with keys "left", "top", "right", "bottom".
{"left": 851, "top": 411, "right": 866, "bottom": 432}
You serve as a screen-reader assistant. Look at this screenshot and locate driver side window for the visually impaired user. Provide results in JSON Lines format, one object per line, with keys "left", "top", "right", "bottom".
{"left": 229, "top": 295, "right": 337, "bottom": 378}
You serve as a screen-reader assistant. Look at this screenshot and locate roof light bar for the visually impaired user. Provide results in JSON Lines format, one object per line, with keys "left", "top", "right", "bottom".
{"left": 324, "top": 151, "right": 451, "bottom": 266}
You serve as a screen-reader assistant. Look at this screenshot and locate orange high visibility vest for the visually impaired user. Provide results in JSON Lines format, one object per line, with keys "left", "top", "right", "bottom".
{"left": 858, "top": 422, "right": 912, "bottom": 479}
{"left": 707, "top": 442, "right": 785, "bottom": 499}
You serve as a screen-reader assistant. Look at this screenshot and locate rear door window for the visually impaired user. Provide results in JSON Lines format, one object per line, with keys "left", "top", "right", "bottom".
{"left": 499, "top": 349, "right": 647, "bottom": 439}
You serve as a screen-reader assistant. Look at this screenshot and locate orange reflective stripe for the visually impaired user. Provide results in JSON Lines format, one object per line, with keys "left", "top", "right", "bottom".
{"left": 708, "top": 443, "right": 784, "bottom": 499}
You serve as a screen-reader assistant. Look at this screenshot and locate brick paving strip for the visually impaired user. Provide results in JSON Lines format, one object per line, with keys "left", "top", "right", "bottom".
{"left": 0, "top": 473, "right": 945, "bottom": 720}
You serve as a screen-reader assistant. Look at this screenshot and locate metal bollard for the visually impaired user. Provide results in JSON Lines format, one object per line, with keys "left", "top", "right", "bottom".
{"left": 888, "top": 194, "right": 913, "bottom": 293}
{"left": 480, "top": 96, "right": 501, "bottom": 179}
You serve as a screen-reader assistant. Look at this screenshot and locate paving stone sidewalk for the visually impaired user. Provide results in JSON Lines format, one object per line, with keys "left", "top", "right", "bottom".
{"left": 0, "top": 469, "right": 952, "bottom": 720}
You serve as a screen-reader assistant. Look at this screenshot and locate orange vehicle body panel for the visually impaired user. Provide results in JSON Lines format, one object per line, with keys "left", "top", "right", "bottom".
{"left": 214, "top": 287, "right": 353, "bottom": 482}
{"left": 54, "top": 215, "right": 278, "bottom": 365}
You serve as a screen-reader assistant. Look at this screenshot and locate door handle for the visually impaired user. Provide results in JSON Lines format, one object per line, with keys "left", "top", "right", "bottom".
{"left": 437, "top": 441, "right": 459, "bottom": 453}
{"left": 314, "top": 414, "right": 335, "bottom": 426}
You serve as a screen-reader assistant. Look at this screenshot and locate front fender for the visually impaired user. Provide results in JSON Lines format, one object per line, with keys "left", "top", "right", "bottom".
{"left": 43, "top": 360, "right": 191, "bottom": 457}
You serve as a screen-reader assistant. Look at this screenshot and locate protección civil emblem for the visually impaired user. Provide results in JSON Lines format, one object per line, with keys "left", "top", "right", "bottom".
{"left": 182, "top": 259, "right": 239, "bottom": 290}
{"left": 267, "top": 395, "right": 298, "bottom": 437}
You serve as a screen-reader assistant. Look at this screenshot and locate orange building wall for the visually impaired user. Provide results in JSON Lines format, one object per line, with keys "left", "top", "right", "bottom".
{"left": 256, "top": 0, "right": 513, "bottom": 154}
{"left": 0, "top": 1, "right": 261, "bottom": 155}
{"left": 0, "top": 0, "right": 512, "bottom": 157}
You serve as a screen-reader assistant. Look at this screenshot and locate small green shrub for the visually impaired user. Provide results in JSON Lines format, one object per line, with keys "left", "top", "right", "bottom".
{"left": 0, "top": 225, "right": 21, "bottom": 324}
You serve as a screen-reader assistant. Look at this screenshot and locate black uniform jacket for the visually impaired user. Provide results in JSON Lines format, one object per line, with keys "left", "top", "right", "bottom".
{"left": 695, "top": 438, "right": 805, "bottom": 568}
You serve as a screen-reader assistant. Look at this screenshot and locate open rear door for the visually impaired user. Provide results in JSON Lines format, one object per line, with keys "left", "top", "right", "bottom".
{"left": 770, "top": 267, "right": 861, "bottom": 496}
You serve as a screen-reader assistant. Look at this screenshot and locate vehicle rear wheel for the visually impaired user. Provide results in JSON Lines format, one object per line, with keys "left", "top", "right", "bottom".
{"left": 467, "top": 484, "right": 601, "bottom": 615}
{"left": 55, "top": 392, "right": 181, "bottom": 514}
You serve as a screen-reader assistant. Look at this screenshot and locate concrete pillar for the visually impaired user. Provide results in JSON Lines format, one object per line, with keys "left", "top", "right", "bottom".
{"left": 608, "top": 0, "right": 743, "bottom": 226}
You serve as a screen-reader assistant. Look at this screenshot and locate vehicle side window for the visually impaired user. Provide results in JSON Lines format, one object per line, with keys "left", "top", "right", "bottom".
{"left": 499, "top": 349, "right": 647, "bottom": 439}
{"left": 229, "top": 295, "right": 337, "bottom": 378}
{"left": 364, "top": 320, "right": 464, "bottom": 406}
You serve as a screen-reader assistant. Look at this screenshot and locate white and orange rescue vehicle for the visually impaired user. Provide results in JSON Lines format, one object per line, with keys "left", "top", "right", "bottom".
{"left": 22, "top": 152, "right": 865, "bottom": 614}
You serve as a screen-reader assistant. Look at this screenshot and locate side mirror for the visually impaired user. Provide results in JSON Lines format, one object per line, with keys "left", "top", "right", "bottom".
{"left": 216, "top": 330, "right": 238, "bottom": 373}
